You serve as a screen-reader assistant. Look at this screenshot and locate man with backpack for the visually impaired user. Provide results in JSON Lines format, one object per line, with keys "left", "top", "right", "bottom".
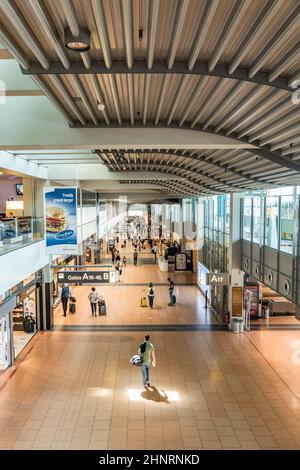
{"left": 138, "top": 334, "right": 156, "bottom": 387}
{"left": 147, "top": 282, "right": 155, "bottom": 309}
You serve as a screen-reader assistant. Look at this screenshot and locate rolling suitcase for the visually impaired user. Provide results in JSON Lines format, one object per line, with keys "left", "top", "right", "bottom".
{"left": 69, "top": 303, "right": 76, "bottom": 314}
{"left": 98, "top": 297, "right": 106, "bottom": 315}
{"left": 140, "top": 297, "right": 147, "bottom": 307}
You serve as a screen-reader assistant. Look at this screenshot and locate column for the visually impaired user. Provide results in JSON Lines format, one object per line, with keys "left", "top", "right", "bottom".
{"left": 228, "top": 193, "right": 244, "bottom": 321}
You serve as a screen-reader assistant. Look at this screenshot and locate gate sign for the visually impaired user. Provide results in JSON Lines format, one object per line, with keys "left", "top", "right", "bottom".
{"left": 57, "top": 271, "right": 115, "bottom": 284}
{"left": 206, "top": 273, "right": 229, "bottom": 285}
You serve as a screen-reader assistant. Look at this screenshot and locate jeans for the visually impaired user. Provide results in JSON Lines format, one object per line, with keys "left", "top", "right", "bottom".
{"left": 148, "top": 296, "right": 154, "bottom": 308}
{"left": 90, "top": 302, "right": 97, "bottom": 315}
{"left": 141, "top": 363, "right": 150, "bottom": 385}
{"left": 61, "top": 297, "right": 69, "bottom": 315}
{"left": 169, "top": 289, "right": 174, "bottom": 304}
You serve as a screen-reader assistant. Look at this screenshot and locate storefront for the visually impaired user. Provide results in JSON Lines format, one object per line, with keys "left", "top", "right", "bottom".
{"left": 0, "top": 271, "right": 42, "bottom": 372}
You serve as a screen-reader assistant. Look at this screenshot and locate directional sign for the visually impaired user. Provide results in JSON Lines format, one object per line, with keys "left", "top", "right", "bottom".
{"left": 206, "top": 273, "right": 230, "bottom": 286}
{"left": 57, "top": 271, "right": 115, "bottom": 284}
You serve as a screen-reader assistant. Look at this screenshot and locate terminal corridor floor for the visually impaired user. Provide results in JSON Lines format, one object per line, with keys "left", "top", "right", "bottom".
{"left": 54, "top": 263, "right": 210, "bottom": 326}
{"left": 1, "top": 330, "right": 300, "bottom": 450}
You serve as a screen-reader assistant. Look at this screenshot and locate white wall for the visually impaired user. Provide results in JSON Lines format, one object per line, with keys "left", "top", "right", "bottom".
{"left": 0, "top": 240, "right": 50, "bottom": 295}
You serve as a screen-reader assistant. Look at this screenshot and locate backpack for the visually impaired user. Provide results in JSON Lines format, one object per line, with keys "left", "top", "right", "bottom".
{"left": 139, "top": 342, "right": 147, "bottom": 363}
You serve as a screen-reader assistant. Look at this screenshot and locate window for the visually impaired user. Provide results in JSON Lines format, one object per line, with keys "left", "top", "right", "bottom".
{"left": 242, "top": 198, "right": 252, "bottom": 241}
{"left": 265, "top": 197, "right": 279, "bottom": 249}
{"left": 280, "top": 195, "right": 295, "bottom": 254}
{"left": 252, "top": 197, "right": 263, "bottom": 244}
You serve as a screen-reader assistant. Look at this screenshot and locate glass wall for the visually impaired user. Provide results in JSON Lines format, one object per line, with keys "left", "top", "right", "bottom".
{"left": 241, "top": 187, "right": 298, "bottom": 255}
{"left": 199, "top": 195, "right": 230, "bottom": 272}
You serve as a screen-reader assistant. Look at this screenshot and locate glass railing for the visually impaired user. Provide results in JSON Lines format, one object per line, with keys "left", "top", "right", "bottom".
{"left": 0, "top": 217, "right": 44, "bottom": 256}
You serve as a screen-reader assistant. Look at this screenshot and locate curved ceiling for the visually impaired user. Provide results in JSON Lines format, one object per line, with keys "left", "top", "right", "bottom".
{"left": 0, "top": 0, "right": 300, "bottom": 197}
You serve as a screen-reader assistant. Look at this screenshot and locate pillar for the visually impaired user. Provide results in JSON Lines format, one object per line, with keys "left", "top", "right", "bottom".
{"left": 228, "top": 193, "right": 244, "bottom": 320}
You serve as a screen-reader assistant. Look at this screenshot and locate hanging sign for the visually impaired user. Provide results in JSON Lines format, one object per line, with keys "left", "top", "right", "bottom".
{"left": 44, "top": 187, "right": 78, "bottom": 255}
{"left": 57, "top": 271, "right": 115, "bottom": 284}
{"left": 206, "top": 273, "right": 230, "bottom": 285}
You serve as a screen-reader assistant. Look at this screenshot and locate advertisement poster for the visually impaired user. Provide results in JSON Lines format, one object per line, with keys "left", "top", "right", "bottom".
{"left": 243, "top": 284, "right": 259, "bottom": 319}
{"left": 175, "top": 253, "right": 187, "bottom": 271}
{"left": 232, "top": 287, "right": 243, "bottom": 317}
{"left": 44, "top": 187, "right": 78, "bottom": 255}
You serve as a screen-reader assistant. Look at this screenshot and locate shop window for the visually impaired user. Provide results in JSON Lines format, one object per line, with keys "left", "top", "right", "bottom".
{"left": 12, "top": 288, "right": 37, "bottom": 358}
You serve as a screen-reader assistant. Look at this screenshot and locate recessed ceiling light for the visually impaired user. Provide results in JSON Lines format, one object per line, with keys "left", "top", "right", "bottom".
{"left": 97, "top": 102, "right": 106, "bottom": 111}
{"left": 64, "top": 27, "right": 90, "bottom": 52}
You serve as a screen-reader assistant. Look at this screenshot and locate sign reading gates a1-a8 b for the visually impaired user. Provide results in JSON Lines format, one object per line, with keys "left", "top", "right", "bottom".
{"left": 44, "top": 187, "right": 78, "bottom": 255}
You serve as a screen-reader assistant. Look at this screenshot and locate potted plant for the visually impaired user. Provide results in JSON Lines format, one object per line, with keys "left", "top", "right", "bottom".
{"left": 23, "top": 314, "right": 36, "bottom": 333}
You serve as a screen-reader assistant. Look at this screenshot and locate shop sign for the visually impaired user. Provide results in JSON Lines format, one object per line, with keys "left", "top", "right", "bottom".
{"left": 44, "top": 187, "right": 78, "bottom": 255}
{"left": 57, "top": 271, "right": 115, "bottom": 284}
{"left": 206, "top": 273, "right": 230, "bottom": 285}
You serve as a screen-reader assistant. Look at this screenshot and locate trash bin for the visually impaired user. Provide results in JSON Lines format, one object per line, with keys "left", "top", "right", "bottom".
{"left": 232, "top": 319, "right": 239, "bottom": 334}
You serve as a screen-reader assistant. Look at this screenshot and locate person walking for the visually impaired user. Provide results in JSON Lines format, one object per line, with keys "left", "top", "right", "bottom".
{"left": 61, "top": 284, "right": 71, "bottom": 316}
{"left": 147, "top": 282, "right": 155, "bottom": 309}
{"left": 168, "top": 279, "right": 175, "bottom": 306}
{"left": 122, "top": 255, "right": 127, "bottom": 267}
{"left": 116, "top": 251, "right": 121, "bottom": 262}
{"left": 133, "top": 250, "right": 138, "bottom": 266}
{"left": 88, "top": 287, "right": 99, "bottom": 316}
{"left": 112, "top": 248, "right": 116, "bottom": 264}
{"left": 152, "top": 244, "right": 158, "bottom": 261}
{"left": 138, "top": 334, "right": 156, "bottom": 387}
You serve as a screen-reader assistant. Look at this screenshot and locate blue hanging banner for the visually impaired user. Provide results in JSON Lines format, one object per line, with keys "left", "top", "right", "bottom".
{"left": 44, "top": 187, "right": 78, "bottom": 255}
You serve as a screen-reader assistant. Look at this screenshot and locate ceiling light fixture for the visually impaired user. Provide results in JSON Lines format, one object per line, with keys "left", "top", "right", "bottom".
{"left": 64, "top": 27, "right": 91, "bottom": 52}
{"left": 97, "top": 102, "right": 106, "bottom": 111}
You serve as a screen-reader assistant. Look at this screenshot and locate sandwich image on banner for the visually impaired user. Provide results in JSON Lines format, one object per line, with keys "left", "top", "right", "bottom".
{"left": 44, "top": 187, "right": 78, "bottom": 255}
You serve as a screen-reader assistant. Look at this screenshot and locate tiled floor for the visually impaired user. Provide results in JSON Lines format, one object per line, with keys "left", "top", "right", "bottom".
{"left": 1, "top": 330, "right": 300, "bottom": 450}
{"left": 54, "top": 283, "right": 215, "bottom": 326}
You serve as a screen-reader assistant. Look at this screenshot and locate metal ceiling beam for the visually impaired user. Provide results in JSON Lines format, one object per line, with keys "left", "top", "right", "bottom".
{"left": 105, "top": 161, "right": 249, "bottom": 191}
{"left": 27, "top": 0, "right": 71, "bottom": 69}
{"left": 179, "top": 76, "right": 209, "bottom": 126}
{"left": 155, "top": 76, "right": 169, "bottom": 125}
{"left": 167, "top": 0, "right": 189, "bottom": 69}
{"left": 50, "top": 75, "right": 86, "bottom": 125}
{"left": 76, "top": 123, "right": 300, "bottom": 173}
{"left": 268, "top": 40, "right": 300, "bottom": 82}
{"left": 248, "top": 3, "right": 300, "bottom": 78}
{"left": 21, "top": 60, "right": 292, "bottom": 92}
{"left": 108, "top": 75, "right": 122, "bottom": 124}
{"left": 0, "top": 0, "right": 49, "bottom": 69}
{"left": 147, "top": 0, "right": 160, "bottom": 69}
{"left": 166, "top": 75, "right": 189, "bottom": 125}
{"left": 127, "top": 75, "right": 135, "bottom": 125}
{"left": 143, "top": 75, "right": 151, "bottom": 125}
{"left": 188, "top": 0, "right": 220, "bottom": 70}
{"left": 120, "top": 0, "right": 133, "bottom": 69}
{"left": 0, "top": 23, "right": 30, "bottom": 70}
{"left": 97, "top": 149, "right": 268, "bottom": 186}
{"left": 69, "top": 75, "right": 98, "bottom": 124}
{"left": 91, "top": 0, "right": 112, "bottom": 69}
{"left": 228, "top": 0, "right": 282, "bottom": 74}
{"left": 208, "top": 0, "right": 250, "bottom": 72}
{"left": 227, "top": 89, "right": 283, "bottom": 136}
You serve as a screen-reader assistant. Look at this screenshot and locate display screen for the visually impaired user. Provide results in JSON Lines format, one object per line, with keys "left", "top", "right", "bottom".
{"left": 16, "top": 184, "right": 23, "bottom": 195}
